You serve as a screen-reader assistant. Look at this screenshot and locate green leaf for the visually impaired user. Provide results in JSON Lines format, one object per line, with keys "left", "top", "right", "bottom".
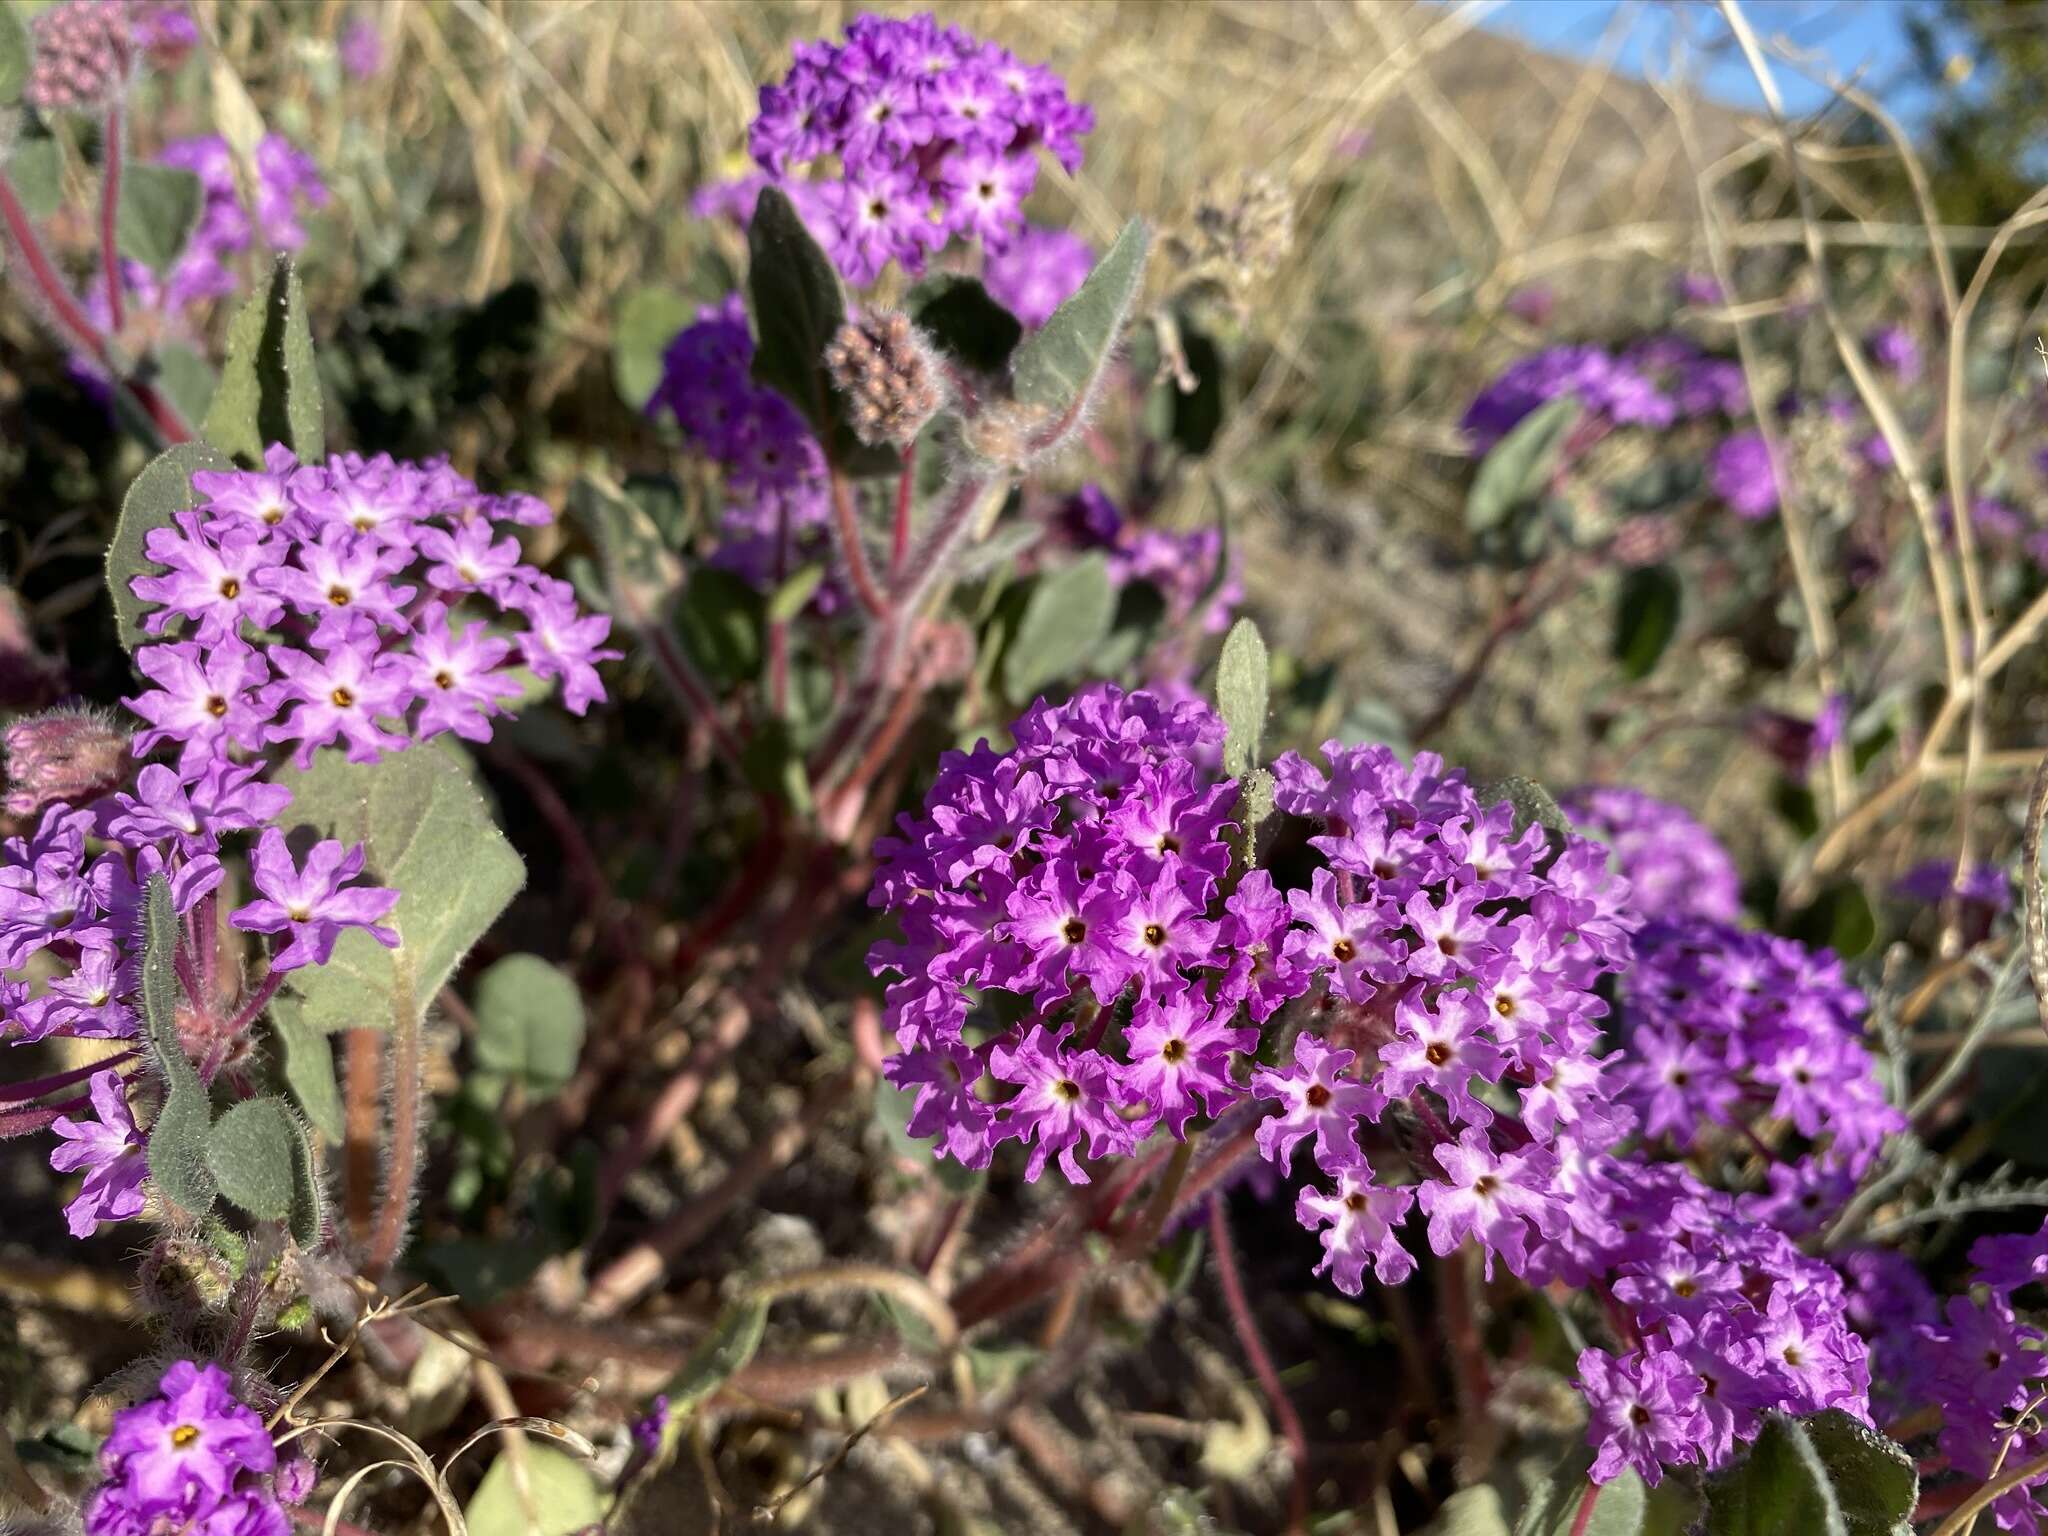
{"left": 664, "top": 1296, "right": 769, "bottom": 1413}
{"left": 1420, "top": 1487, "right": 1511, "bottom": 1536}
{"left": 612, "top": 284, "right": 698, "bottom": 410}
{"left": 1800, "top": 1408, "right": 1917, "bottom": 1536}
{"left": 1003, "top": 553, "right": 1117, "bottom": 701}
{"left": 271, "top": 742, "right": 525, "bottom": 1034}
{"left": 1481, "top": 775, "right": 1573, "bottom": 842}
{"left": 471, "top": 954, "right": 586, "bottom": 1100}
{"left": 746, "top": 186, "right": 847, "bottom": 438}
{"left": 114, "top": 164, "right": 203, "bottom": 276}
{"left": 414, "top": 1237, "right": 545, "bottom": 1306}
{"left": 1613, "top": 564, "right": 1682, "bottom": 681}
{"left": 1704, "top": 1413, "right": 1850, "bottom": 1536}
{"left": 6, "top": 137, "right": 61, "bottom": 220}
{"left": 1786, "top": 882, "right": 1878, "bottom": 960}
{"left": 205, "top": 1097, "right": 301, "bottom": 1225}
{"left": 910, "top": 274, "right": 1023, "bottom": 374}
{"left": 672, "top": 566, "right": 763, "bottom": 690}
{"left": 152, "top": 342, "right": 217, "bottom": 430}
{"left": 140, "top": 875, "right": 217, "bottom": 1221}
{"left": 464, "top": 1442, "right": 604, "bottom": 1536}
{"left": 1524, "top": 1472, "right": 1645, "bottom": 1536}
{"left": 106, "top": 441, "right": 235, "bottom": 651}
{"left": 1467, "top": 397, "right": 1579, "bottom": 533}
{"left": 0, "top": 3, "right": 30, "bottom": 105}
{"left": 767, "top": 563, "right": 825, "bottom": 626}
{"left": 203, "top": 254, "right": 325, "bottom": 466}
{"left": 571, "top": 471, "right": 685, "bottom": 640}
{"left": 268, "top": 1004, "right": 344, "bottom": 1141}
{"left": 1216, "top": 617, "right": 1269, "bottom": 779}
{"left": 1011, "top": 218, "right": 1149, "bottom": 419}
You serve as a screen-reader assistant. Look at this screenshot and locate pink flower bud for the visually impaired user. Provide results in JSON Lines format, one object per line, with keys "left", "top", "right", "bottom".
{"left": 25, "top": 0, "right": 135, "bottom": 113}
{"left": 2, "top": 706, "right": 130, "bottom": 817}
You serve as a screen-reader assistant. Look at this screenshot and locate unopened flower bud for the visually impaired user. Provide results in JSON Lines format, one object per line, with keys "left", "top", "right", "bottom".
{"left": 960, "top": 398, "right": 1056, "bottom": 469}
{"left": 3, "top": 706, "right": 130, "bottom": 817}
{"left": 272, "top": 1455, "right": 319, "bottom": 1507}
{"left": 824, "top": 310, "right": 945, "bottom": 448}
{"left": 25, "top": 0, "right": 134, "bottom": 113}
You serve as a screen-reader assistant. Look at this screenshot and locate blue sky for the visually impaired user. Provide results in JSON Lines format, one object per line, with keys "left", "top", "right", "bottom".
{"left": 1481, "top": 2, "right": 1941, "bottom": 124}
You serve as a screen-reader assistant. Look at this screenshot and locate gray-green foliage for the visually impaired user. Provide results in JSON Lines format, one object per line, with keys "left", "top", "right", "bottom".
{"left": 105, "top": 442, "right": 235, "bottom": 651}
{"left": 1467, "top": 396, "right": 1579, "bottom": 534}
{"left": 204, "top": 255, "right": 324, "bottom": 466}
{"left": 1703, "top": 1411, "right": 1915, "bottom": 1536}
{"left": 464, "top": 1443, "right": 604, "bottom": 1536}
{"left": 206, "top": 1097, "right": 322, "bottom": 1245}
{"left": 1003, "top": 552, "right": 1116, "bottom": 701}
{"left": 1011, "top": 218, "right": 1149, "bottom": 419}
{"left": 0, "top": 4, "right": 28, "bottom": 104}
{"left": 471, "top": 954, "right": 586, "bottom": 1100}
{"left": 665, "top": 1295, "right": 770, "bottom": 1412}
{"left": 746, "top": 187, "right": 847, "bottom": 439}
{"left": 1613, "top": 565, "right": 1682, "bottom": 681}
{"left": 1216, "top": 617, "right": 1269, "bottom": 778}
{"left": 271, "top": 742, "right": 525, "bottom": 1035}
{"left": 139, "top": 876, "right": 217, "bottom": 1221}
{"left": 269, "top": 1005, "right": 344, "bottom": 1140}
{"left": 114, "top": 165, "right": 203, "bottom": 276}
{"left": 611, "top": 284, "right": 698, "bottom": 410}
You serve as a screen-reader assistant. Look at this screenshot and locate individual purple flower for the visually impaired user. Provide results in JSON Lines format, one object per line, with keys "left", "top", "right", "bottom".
{"left": 1251, "top": 1034, "right": 1381, "bottom": 1174}
{"left": 261, "top": 642, "right": 410, "bottom": 766}
{"left": 339, "top": 13, "right": 385, "bottom": 79}
{"left": 124, "top": 641, "right": 272, "bottom": 772}
{"left": 48, "top": 1070, "right": 146, "bottom": 1239}
{"left": 987, "top": 1026, "right": 1132, "bottom": 1183}
{"left": 983, "top": 224, "right": 1093, "bottom": 328}
{"left": 1415, "top": 1129, "right": 1562, "bottom": 1280}
{"left": 90, "top": 1361, "right": 280, "bottom": 1534}
{"left": 1577, "top": 1347, "right": 1707, "bottom": 1487}
{"left": 402, "top": 606, "right": 523, "bottom": 744}
{"left": 1866, "top": 325, "right": 1920, "bottom": 384}
{"left": 228, "top": 828, "right": 399, "bottom": 972}
{"left": 1122, "top": 989, "right": 1256, "bottom": 1137}
{"left": 885, "top": 1044, "right": 997, "bottom": 1169}
{"left": 509, "top": 578, "right": 617, "bottom": 716}
{"left": 1296, "top": 1164, "right": 1415, "bottom": 1292}
{"left": 256, "top": 525, "right": 416, "bottom": 644}
{"left": 1711, "top": 430, "right": 1781, "bottom": 520}
{"left": 131, "top": 514, "right": 286, "bottom": 641}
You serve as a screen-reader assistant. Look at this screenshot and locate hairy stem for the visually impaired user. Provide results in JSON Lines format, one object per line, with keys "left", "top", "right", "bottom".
{"left": 365, "top": 964, "right": 422, "bottom": 1279}
{"left": 1566, "top": 1481, "right": 1603, "bottom": 1536}
{"left": 342, "top": 1029, "right": 383, "bottom": 1247}
{"left": 830, "top": 469, "right": 890, "bottom": 620}
{"left": 1210, "top": 1198, "right": 1310, "bottom": 1533}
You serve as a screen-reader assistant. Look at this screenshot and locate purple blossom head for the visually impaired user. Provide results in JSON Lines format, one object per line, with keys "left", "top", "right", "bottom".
{"left": 744, "top": 13, "right": 1094, "bottom": 285}
{"left": 1711, "top": 431, "right": 1782, "bottom": 520}
{"left": 1561, "top": 786, "right": 1741, "bottom": 925}
{"left": 26, "top": 0, "right": 133, "bottom": 111}
{"left": 1462, "top": 345, "right": 1673, "bottom": 451}
{"left": 983, "top": 224, "right": 1094, "bottom": 328}
{"left": 87, "top": 1361, "right": 285, "bottom": 1536}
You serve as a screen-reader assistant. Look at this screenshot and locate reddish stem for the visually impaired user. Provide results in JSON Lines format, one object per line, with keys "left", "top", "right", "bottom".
{"left": 0, "top": 1096, "right": 89, "bottom": 1139}
{"left": 101, "top": 103, "right": 126, "bottom": 334}
{"left": 226, "top": 970, "right": 285, "bottom": 1037}
{"left": 830, "top": 470, "right": 891, "bottom": 620}
{"left": 0, "top": 1051, "right": 137, "bottom": 1102}
{"left": 1566, "top": 1481, "right": 1602, "bottom": 1536}
{"left": 889, "top": 443, "right": 918, "bottom": 581}
{"left": 1210, "top": 1198, "right": 1310, "bottom": 1533}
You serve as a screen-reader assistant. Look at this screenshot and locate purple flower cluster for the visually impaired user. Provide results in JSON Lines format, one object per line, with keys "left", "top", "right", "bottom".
{"left": 126, "top": 446, "right": 612, "bottom": 766}
{"left": 1611, "top": 922, "right": 1900, "bottom": 1231}
{"left": 1560, "top": 785, "right": 1741, "bottom": 924}
{"left": 1461, "top": 345, "right": 1673, "bottom": 452}
{"left": 1560, "top": 1155, "right": 1871, "bottom": 1485}
{"left": 1710, "top": 430, "right": 1781, "bottom": 520}
{"left": 747, "top": 12, "right": 1093, "bottom": 285}
{"left": 85, "top": 1361, "right": 296, "bottom": 1536}
{"left": 1892, "top": 859, "right": 2011, "bottom": 914}
{"left": 648, "top": 295, "right": 839, "bottom": 605}
{"left": 1889, "top": 1219, "right": 2048, "bottom": 1531}
{"left": 983, "top": 223, "right": 1094, "bottom": 329}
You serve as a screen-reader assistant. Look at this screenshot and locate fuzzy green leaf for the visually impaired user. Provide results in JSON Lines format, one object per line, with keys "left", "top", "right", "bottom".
{"left": 665, "top": 1296, "right": 770, "bottom": 1413}
{"left": 6, "top": 137, "right": 61, "bottom": 219}
{"left": 1011, "top": 219, "right": 1148, "bottom": 416}
{"left": 0, "top": 4, "right": 30, "bottom": 105}
{"left": 472, "top": 954, "right": 586, "bottom": 1100}
{"left": 271, "top": 742, "right": 525, "bottom": 1034}
{"left": 205, "top": 1097, "right": 300, "bottom": 1225}
{"left": 464, "top": 1442, "right": 604, "bottom": 1536}
{"left": 1003, "top": 552, "right": 1116, "bottom": 702}
{"left": 1482, "top": 775, "right": 1572, "bottom": 842}
{"left": 152, "top": 342, "right": 217, "bottom": 430}
{"left": 114, "top": 164, "right": 203, "bottom": 276}
{"left": 1800, "top": 1408, "right": 1917, "bottom": 1536}
{"left": 141, "top": 875, "right": 217, "bottom": 1220}
{"left": 1216, "top": 617, "right": 1269, "bottom": 779}
{"left": 1704, "top": 1413, "right": 1850, "bottom": 1536}
{"left": 611, "top": 284, "right": 697, "bottom": 410}
{"left": 1467, "top": 397, "right": 1579, "bottom": 534}
{"left": 204, "top": 254, "right": 324, "bottom": 466}
{"left": 106, "top": 441, "right": 235, "bottom": 651}
{"left": 267, "top": 1004, "right": 343, "bottom": 1141}
{"left": 746, "top": 186, "right": 846, "bottom": 437}
{"left": 766, "top": 563, "right": 826, "bottom": 626}
{"left": 571, "top": 471, "right": 685, "bottom": 639}
{"left": 1613, "top": 564, "right": 1682, "bottom": 681}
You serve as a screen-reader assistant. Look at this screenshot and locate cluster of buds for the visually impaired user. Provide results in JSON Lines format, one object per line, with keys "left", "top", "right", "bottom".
{"left": 25, "top": 0, "right": 132, "bottom": 112}
{"left": 824, "top": 310, "right": 946, "bottom": 449}
{"left": 2, "top": 707, "right": 130, "bottom": 817}
{"left": 1162, "top": 171, "right": 1296, "bottom": 309}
